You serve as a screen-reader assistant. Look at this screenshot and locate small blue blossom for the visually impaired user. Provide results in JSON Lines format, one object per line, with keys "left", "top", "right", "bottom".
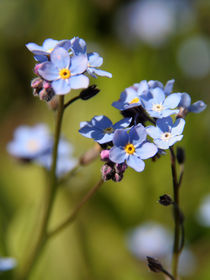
{"left": 36, "top": 139, "right": 77, "bottom": 177}
{"left": 79, "top": 116, "right": 132, "bottom": 144}
{"left": 38, "top": 47, "right": 89, "bottom": 95}
{"left": 141, "top": 87, "right": 181, "bottom": 118}
{"left": 0, "top": 257, "right": 17, "bottom": 271}
{"left": 178, "top": 92, "right": 207, "bottom": 114}
{"left": 112, "top": 87, "right": 142, "bottom": 110}
{"left": 87, "top": 52, "right": 112, "bottom": 78}
{"left": 146, "top": 116, "right": 185, "bottom": 149}
{"left": 7, "top": 124, "right": 52, "bottom": 160}
{"left": 109, "top": 124, "right": 158, "bottom": 172}
{"left": 70, "top": 37, "right": 87, "bottom": 55}
{"left": 26, "top": 38, "right": 71, "bottom": 62}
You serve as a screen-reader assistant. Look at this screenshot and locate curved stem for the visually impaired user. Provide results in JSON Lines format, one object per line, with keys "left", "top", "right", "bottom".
{"left": 47, "top": 178, "right": 104, "bottom": 239}
{"left": 17, "top": 96, "right": 65, "bottom": 280}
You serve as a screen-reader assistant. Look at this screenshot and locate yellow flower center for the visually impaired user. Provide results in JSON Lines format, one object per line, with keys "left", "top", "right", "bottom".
{"left": 161, "top": 132, "right": 172, "bottom": 141}
{"left": 47, "top": 48, "right": 54, "bottom": 53}
{"left": 27, "top": 140, "right": 40, "bottom": 152}
{"left": 104, "top": 127, "right": 114, "bottom": 134}
{"left": 59, "top": 68, "right": 71, "bottom": 79}
{"left": 124, "top": 143, "right": 135, "bottom": 155}
{"left": 129, "top": 97, "right": 140, "bottom": 104}
{"left": 152, "top": 104, "right": 164, "bottom": 112}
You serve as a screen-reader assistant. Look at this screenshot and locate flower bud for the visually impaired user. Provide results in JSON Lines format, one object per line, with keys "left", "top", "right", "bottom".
{"left": 80, "top": 85, "right": 100, "bottom": 100}
{"left": 158, "top": 194, "right": 173, "bottom": 206}
{"left": 34, "top": 63, "right": 43, "bottom": 75}
{"left": 100, "top": 150, "right": 110, "bottom": 161}
{"left": 146, "top": 257, "right": 164, "bottom": 273}
{"left": 176, "top": 146, "right": 185, "bottom": 164}
{"left": 115, "top": 163, "right": 127, "bottom": 173}
{"left": 101, "top": 163, "right": 115, "bottom": 181}
{"left": 112, "top": 172, "right": 123, "bottom": 182}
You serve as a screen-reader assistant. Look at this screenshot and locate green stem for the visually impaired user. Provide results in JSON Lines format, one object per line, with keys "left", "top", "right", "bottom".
{"left": 47, "top": 178, "right": 104, "bottom": 239}
{"left": 170, "top": 147, "right": 181, "bottom": 280}
{"left": 17, "top": 95, "right": 65, "bottom": 280}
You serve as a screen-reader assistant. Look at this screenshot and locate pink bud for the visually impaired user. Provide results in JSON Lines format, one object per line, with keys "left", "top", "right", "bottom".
{"left": 100, "top": 150, "right": 110, "bottom": 161}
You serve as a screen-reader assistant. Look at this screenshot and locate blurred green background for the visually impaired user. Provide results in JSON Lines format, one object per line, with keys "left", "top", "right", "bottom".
{"left": 0, "top": 0, "right": 210, "bottom": 279}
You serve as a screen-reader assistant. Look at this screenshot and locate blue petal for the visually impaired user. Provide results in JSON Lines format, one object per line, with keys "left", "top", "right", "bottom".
{"left": 92, "top": 115, "right": 112, "bottom": 129}
{"left": 127, "top": 155, "right": 145, "bottom": 172}
{"left": 189, "top": 101, "right": 207, "bottom": 113}
{"left": 113, "top": 129, "right": 129, "bottom": 147}
{"left": 26, "top": 42, "right": 43, "bottom": 52}
{"left": 79, "top": 124, "right": 94, "bottom": 138}
{"left": 70, "top": 54, "right": 88, "bottom": 74}
{"left": 90, "top": 68, "right": 112, "bottom": 78}
{"left": 168, "top": 135, "right": 183, "bottom": 146}
{"left": 50, "top": 47, "right": 70, "bottom": 69}
{"left": 146, "top": 126, "right": 162, "bottom": 139}
{"left": 148, "top": 80, "right": 164, "bottom": 89}
{"left": 88, "top": 52, "right": 103, "bottom": 67}
{"left": 38, "top": 62, "right": 59, "bottom": 81}
{"left": 154, "top": 139, "right": 170, "bottom": 150}
{"left": 0, "top": 258, "right": 16, "bottom": 271}
{"left": 161, "top": 109, "right": 179, "bottom": 117}
{"left": 178, "top": 93, "right": 191, "bottom": 108}
{"left": 42, "top": 38, "right": 58, "bottom": 51}
{"left": 113, "top": 118, "right": 132, "bottom": 129}
{"left": 70, "top": 37, "right": 87, "bottom": 55}
{"left": 171, "top": 118, "right": 185, "bottom": 136}
{"left": 129, "top": 124, "right": 147, "bottom": 145}
{"left": 137, "top": 80, "right": 149, "bottom": 95}
{"left": 97, "top": 134, "right": 113, "bottom": 144}
{"left": 150, "top": 87, "right": 165, "bottom": 104}
{"left": 69, "top": 74, "right": 89, "bottom": 89}
{"left": 52, "top": 79, "right": 71, "bottom": 95}
{"left": 135, "top": 142, "right": 158, "bottom": 159}
{"left": 163, "top": 93, "right": 181, "bottom": 109}
{"left": 112, "top": 91, "right": 128, "bottom": 110}
{"left": 34, "top": 55, "right": 48, "bottom": 62}
{"left": 164, "top": 79, "right": 175, "bottom": 95}
{"left": 109, "top": 146, "right": 126, "bottom": 163}
{"left": 156, "top": 117, "right": 173, "bottom": 132}
{"left": 56, "top": 40, "right": 71, "bottom": 51}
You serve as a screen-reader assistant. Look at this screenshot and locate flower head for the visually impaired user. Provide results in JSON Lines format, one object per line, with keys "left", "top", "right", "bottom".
{"left": 146, "top": 116, "right": 185, "bottom": 149}
{"left": 112, "top": 87, "right": 142, "bottom": 110}
{"left": 79, "top": 115, "right": 132, "bottom": 144}
{"left": 109, "top": 124, "right": 158, "bottom": 172}
{"left": 38, "top": 47, "right": 89, "bottom": 95}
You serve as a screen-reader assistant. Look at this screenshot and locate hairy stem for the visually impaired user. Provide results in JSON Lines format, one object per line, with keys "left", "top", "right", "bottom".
{"left": 17, "top": 95, "right": 65, "bottom": 280}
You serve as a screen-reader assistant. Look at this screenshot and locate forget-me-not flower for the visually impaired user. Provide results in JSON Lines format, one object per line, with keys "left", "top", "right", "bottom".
{"left": 112, "top": 87, "right": 142, "bottom": 110}
{"left": 146, "top": 116, "right": 185, "bottom": 149}
{"left": 109, "top": 124, "right": 158, "bottom": 172}
{"left": 0, "top": 257, "right": 17, "bottom": 271}
{"left": 141, "top": 87, "right": 181, "bottom": 118}
{"left": 26, "top": 38, "right": 71, "bottom": 62}
{"left": 7, "top": 124, "right": 52, "bottom": 160}
{"left": 38, "top": 47, "right": 89, "bottom": 95}
{"left": 79, "top": 115, "right": 132, "bottom": 144}
{"left": 178, "top": 92, "right": 207, "bottom": 115}
{"left": 87, "top": 52, "right": 112, "bottom": 78}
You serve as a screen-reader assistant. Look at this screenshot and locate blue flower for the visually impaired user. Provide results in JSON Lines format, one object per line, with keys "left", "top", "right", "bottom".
{"left": 26, "top": 38, "right": 71, "bottom": 62}
{"left": 112, "top": 87, "right": 142, "bottom": 110}
{"left": 109, "top": 124, "right": 158, "bottom": 172}
{"left": 70, "top": 37, "right": 87, "bottom": 55}
{"left": 141, "top": 87, "right": 181, "bottom": 118}
{"left": 0, "top": 257, "right": 17, "bottom": 271}
{"left": 79, "top": 116, "right": 132, "bottom": 144}
{"left": 178, "top": 92, "right": 207, "bottom": 114}
{"left": 87, "top": 52, "right": 112, "bottom": 78}
{"left": 36, "top": 139, "right": 77, "bottom": 177}
{"left": 7, "top": 124, "right": 52, "bottom": 160}
{"left": 38, "top": 47, "right": 89, "bottom": 95}
{"left": 146, "top": 116, "right": 185, "bottom": 149}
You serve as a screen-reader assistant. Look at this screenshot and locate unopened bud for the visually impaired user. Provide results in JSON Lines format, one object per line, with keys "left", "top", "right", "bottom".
{"left": 80, "top": 85, "right": 100, "bottom": 100}
{"left": 177, "top": 107, "right": 188, "bottom": 119}
{"left": 112, "top": 172, "right": 123, "bottom": 182}
{"left": 176, "top": 147, "right": 185, "bottom": 164}
{"left": 147, "top": 257, "right": 164, "bottom": 273}
{"left": 31, "top": 77, "right": 43, "bottom": 89}
{"left": 101, "top": 164, "right": 115, "bottom": 181}
{"left": 100, "top": 150, "right": 110, "bottom": 161}
{"left": 80, "top": 144, "right": 101, "bottom": 165}
{"left": 115, "top": 163, "right": 127, "bottom": 173}
{"left": 159, "top": 194, "right": 173, "bottom": 206}
{"left": 34, "top": 63, "right": 43, "bottom": 75}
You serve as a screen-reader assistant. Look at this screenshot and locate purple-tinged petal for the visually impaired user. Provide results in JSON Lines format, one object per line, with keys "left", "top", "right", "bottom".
{"left": 154, "top": 139, "right": 170, "bottom": 150}
{"left": 92, "top": 115, "right": 113, "bottom": 129}
{"left": 90, "top": 68, "right": 112, "bottom": 78}
{"left": 129, "top": 124, "right": 147, "bottom": 145}
{"left": 70, "top": 54, "right": 88, "bottom": 74}
{"left": 113, "top": 118, "right": 132, "bottom": 129}
{"left": 127, "top": 155, "right": 145, "bottom": 172}
{"left": 135, "top": 142, "right": 158, "bottom": 159}
{"left": 146, "top": 126, "right": 162, "bottom": 139}
{"left": 189, "top": 101, "right": 207, "bottom": 113}
{"left": 26, "top": 42, "right": 43, "bottom": 52}
{"left": 50, "top": 47, "right": 70, "bottom": 69}
{"left": 52, "top": 79, "right": 71, "bottom": 95}
{"left": 113, "top": 129, "right": 129, "bottom": 147}
{"left": 34, "top": 55, "right": 48, "bottom": 62}
{"left": 56, "top": 40, "right": 71, "bottom": 51}
{"left": 79, "top": 124, "right": 95, "bottom": 138}
{"left": 70, "top": 37, "right": 87, "bottom": 55}
{"left": 38, "top": 62, "right": 59, "bottom": 81}
{"left": 168, "top": 135, "right": 183, "bottom": 146}
{"left": 179, "top": 93, "right": 191, "bottom": 108}
{"left": 97, "top": 134, "right": 113, "bottom": 144}
{"left": 163, "top": 93, "right": 181, "bottom": 109}
{"left": 109, "top": 146, "right": 126, "bottom": 163}
{"left": 164, "top": 79, "right": 175, "bottom": 95}
{"left": 162, "top": 109, "right": 179, "bottom": 117}
{"left": 150, "top": 87, "right": 165, "bottom": 104}
{"left": 42, "top": 38, "right": 58, "bottom": 50}
{"left": 88, "top": 52, "right": 103, "bottom": 67}
{"left": 137, "top": 80, "right": 149, "bottom": 95}
{"left": 156, "top": 117, "right": 173, "bottom": 132}
{"left": 69, "top": 74, "right": 89, "bottom": 89}
{"left": 148, "top": 80, "right": 164, "bottom": 89}
{"left": 171, "top": 118, "right": 185, "bottom": 136}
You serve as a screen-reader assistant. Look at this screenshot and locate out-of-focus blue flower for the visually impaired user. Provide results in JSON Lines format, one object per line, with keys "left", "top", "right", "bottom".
{"left": 127, "top": 222, "right": 172, "bottom": 259}
{"left": 38, "top": 47, "right": 89, "bottom": 95}
{"left": 112, "top": 87, "right": 142, "bottom": 110}
{"left": 141, "top": 87, "right": 181, "bottom": 118}
{"left": 146, "top": 116, "right": 185, "bottom": 149}
{"left": 26, "top": 39, "right": 71, "bottom": 62}
{"left": 79, "top": 116, "right": 132, "bottom": 144}
{"left": 36, "top": 139, "right": 77, "bottom": 177}
{"left": 109, "top": 124, "right": 157, "bottom": 172}
{"left": 0, "top": 257, "right": 17, "bottom": 271}
{"left": 178, "top": 92, "right": 207, "bottom": 115}
{"left": 87, "top": 52, "right": 112, "bottom": 78}
{"left": 7, "top": 124, "right": 52, "bottom": 160}
{"left": 196, "top": 194, "right": 210, "bottom": 227}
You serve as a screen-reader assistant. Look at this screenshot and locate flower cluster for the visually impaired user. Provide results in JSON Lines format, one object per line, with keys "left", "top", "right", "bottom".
{"left": 7, "top": 124, "right": 77, "bottom": 177}
{"left": 27, "top": 37, "right": 112, "bottom": 101}
{"left": 79, "top": 79, "right": 206, "bottom": 180}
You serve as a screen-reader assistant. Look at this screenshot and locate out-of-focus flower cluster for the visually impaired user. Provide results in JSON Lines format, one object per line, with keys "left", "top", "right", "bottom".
{"left": 27, "top": 37, "right": 112, "bottom": 101}
{"left": 7, "top": 124, "right": 77, "bottom": 177}
{"left": 79, "top": 79, "right": 206, "bottom": 181}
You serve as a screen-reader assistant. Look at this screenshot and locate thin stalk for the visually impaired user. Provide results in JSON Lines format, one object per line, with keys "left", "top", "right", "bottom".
{"left": 169, "top": 147, "right": 181, "bottom": 280}
{"left": 17, "top": 95, "right": 65, "bottom": 280}
{"left": 64, "top": 95, "right": 80, "bottom": 109}
{"left": 47, "top": 178, "right": 104, "bottom": 239}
